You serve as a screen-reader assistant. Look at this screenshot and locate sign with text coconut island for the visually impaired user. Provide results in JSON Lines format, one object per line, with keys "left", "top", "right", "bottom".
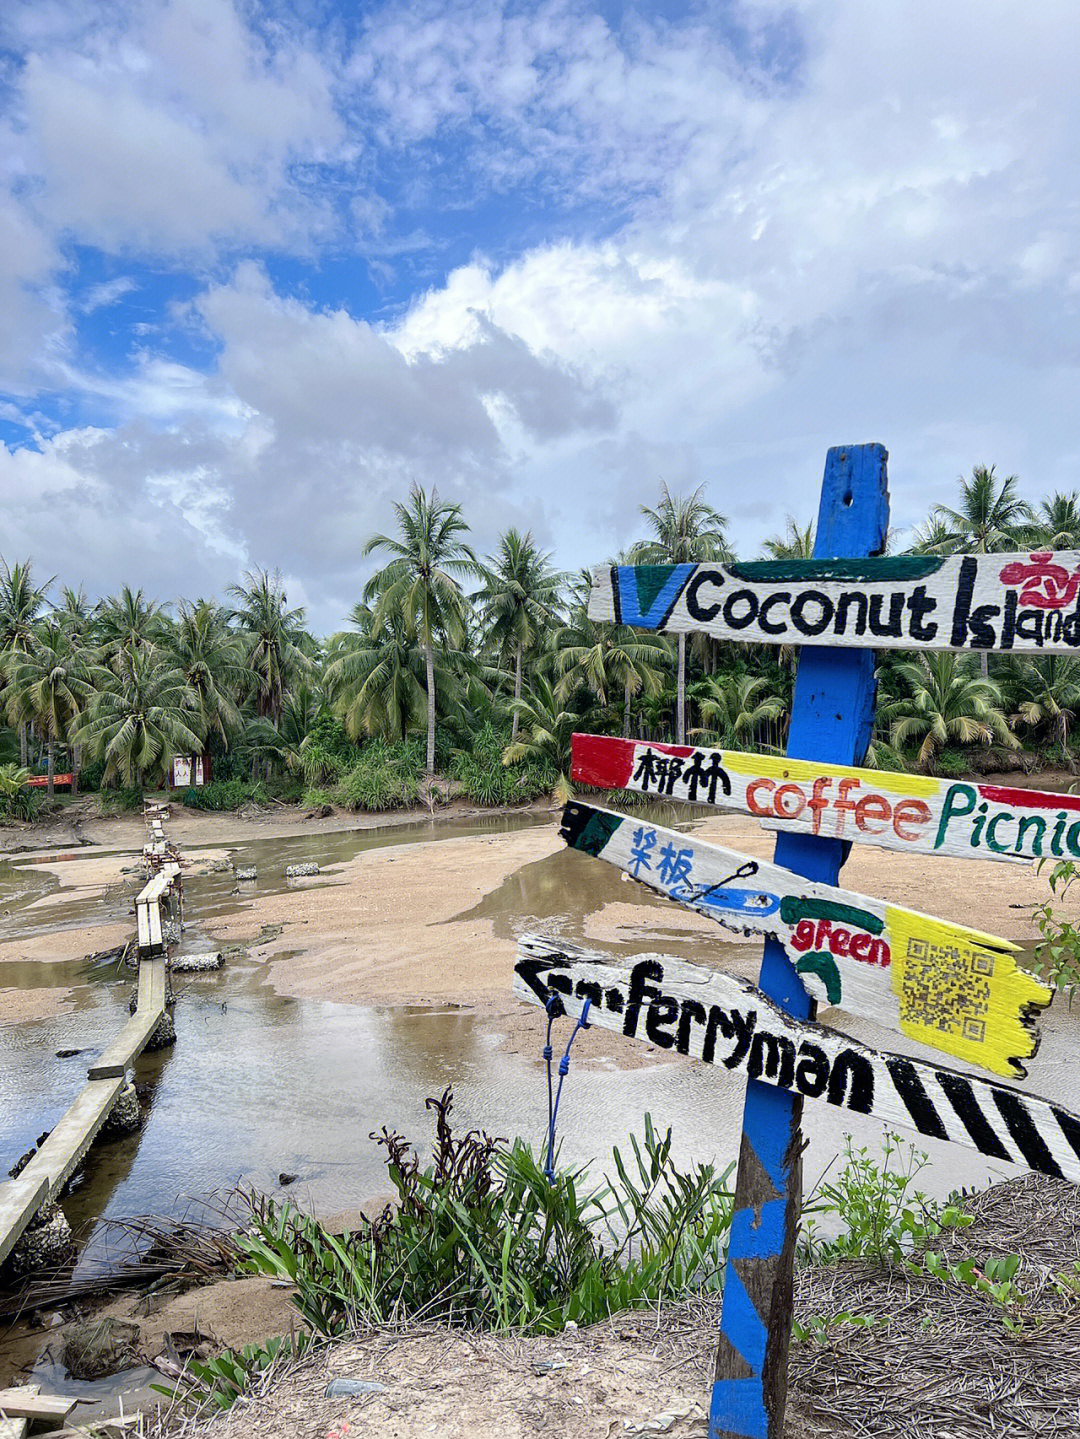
{"left": 509, "top": 446, "right": 1073, "bottom": 1439}
{"left": 589, "top": 550, "right": 1080, "bottom": 653}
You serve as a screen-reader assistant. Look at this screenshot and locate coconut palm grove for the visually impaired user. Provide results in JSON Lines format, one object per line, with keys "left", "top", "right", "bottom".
{"left": 2, "top": 464, "right": 1078, "bottom": 819}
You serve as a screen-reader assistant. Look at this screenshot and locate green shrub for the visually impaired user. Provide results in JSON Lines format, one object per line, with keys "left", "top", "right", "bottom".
{"left": 0, "top": 764, "right": 42, "bottom": 822}
{"left": 803, "top": 1131, "right": 971, "bottom": 1266}
{"left": 334, "top": 739, "right": 423, "bottom": 812}
{"left": 1033, "top": 858, "right": 1080, "bottom": 991}
{"left": 452, "top": 723, "right": 555, "bottom": 806}
{"left": 182, "top": 779, "right": 267, "bottom": 812}
{"left": 236, "top": 1092, "right": 734, "bottom": 1339}
{"left": 301, "top": 787, "right": 336, "bottom": 810}
{"left": 97, "top": 785, "right": 145, "bottom": 814}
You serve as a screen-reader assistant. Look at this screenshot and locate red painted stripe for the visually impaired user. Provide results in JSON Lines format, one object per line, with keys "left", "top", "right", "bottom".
{"left": 570, "top": 734, "right": 696, "bottom": 789}
{"left": 978, "top": 783, "right": 1080, "bottom": 811}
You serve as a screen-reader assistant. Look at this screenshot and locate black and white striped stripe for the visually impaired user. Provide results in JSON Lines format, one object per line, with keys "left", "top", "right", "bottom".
{"left": 514, "top": 935, "right": 1080, "bottom": 1184}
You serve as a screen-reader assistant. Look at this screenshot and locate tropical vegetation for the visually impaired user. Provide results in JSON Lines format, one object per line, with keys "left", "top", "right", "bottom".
{"left": 1, "top": 464, "right": 1078, "bottom": 814}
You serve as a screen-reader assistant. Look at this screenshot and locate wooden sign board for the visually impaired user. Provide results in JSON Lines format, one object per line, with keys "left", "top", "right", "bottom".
{"left": 559, "top": 799, "right": 1051, "bottom": 1078}
{"left": 515, "top": 936, "right": 1080, "bottom": 1186}
{"left": 588, "top": 551, "right": 1080, "bottom": 654}
{"left": 572, "top": 732, "right": 1080, "bottom": 865}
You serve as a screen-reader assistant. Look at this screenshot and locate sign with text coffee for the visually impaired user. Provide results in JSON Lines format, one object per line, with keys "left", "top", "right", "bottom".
{"left": 559, "top": 799, "right": 1051, "bottom": 1079}
{"left": 589, "top": 551, "right": 1080, "bottom": 654}
{"left": 571, "top": 733, "right": 1080, "bottom": 864}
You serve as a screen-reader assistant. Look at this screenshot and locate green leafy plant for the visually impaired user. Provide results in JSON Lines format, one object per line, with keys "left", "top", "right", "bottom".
{"left": 922, "top": 1250, "right": 1026, "bottom": 1332}
{"left": 1033, "top": 858, "right": 1080, "bottom": 992}
{"left": 182, "top": 778, "right": 268, "bottom": 811}
{"left": 792, "top": 1310, "right": 882, "bottom": 1344}
{"left": 452, "top": 722, "right": 555, "bottom": 806}
{"left": 152, "top": 1332, "right": 312, "bottom": 1413}
{"left": 804, "top": 1131, "right": 972, "bottom": 1266}
{"left": 236, "top": 1092, "right": 734, "bottom": 1339}
{"left": 0, "top": 763, "right": 41, "bottom": 821}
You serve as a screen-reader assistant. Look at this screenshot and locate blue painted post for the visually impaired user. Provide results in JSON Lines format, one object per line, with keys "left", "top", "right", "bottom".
{"left": 709, "top": 445, "right": 890, "bottom": 1439}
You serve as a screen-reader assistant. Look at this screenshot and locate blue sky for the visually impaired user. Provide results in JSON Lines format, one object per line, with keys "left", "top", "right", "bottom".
{"left": 2, "top": 0, "right": 1078, "bottom": 631}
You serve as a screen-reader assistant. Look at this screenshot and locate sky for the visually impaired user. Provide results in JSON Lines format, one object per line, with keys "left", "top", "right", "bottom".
{"left": 2, "top": 0, "right": 1078, "bottom": 632}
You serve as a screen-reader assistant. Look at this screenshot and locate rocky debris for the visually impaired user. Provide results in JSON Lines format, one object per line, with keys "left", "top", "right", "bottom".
{"left": 6, "top": 1202, "right": 75, "bottom": 1276}
{"left": 325, "top": 1378, "right": 388, "bottom": 1397}
{"left": 103, "top": 1082, "right": 142, "bottom": 1135}
{"left": 162, "top": 918, "right": 182, "bottom": 945}
{"left": 305, "top": 804, "right": 334, "bottom": 820}
{"left": 235, "top": 866, "right": 257, "bottom": 881}
{"left": 62, "top": 1317, "right": 141, "bottom": 1380}
{"left": 171, "top": 950, "right": 224, "bottom": 972}
{"left": 285, "top": 862, "right": 320, "bottom": 878}
{"left": 55, "top": 1048, "right": 84, "bottom": 1059}
{"left": 278, "top": 1172, "right": 299, "bottom": 1186}
{"left": 83, "top": 942, "right": 134, "bottom": 966}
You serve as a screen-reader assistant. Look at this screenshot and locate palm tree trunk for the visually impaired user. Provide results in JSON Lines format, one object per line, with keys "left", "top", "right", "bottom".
{"left": 72, "top": 742, "right": 80, "bottom": 796}
{"left": 623, "top": 680, "right": 632, "bottom": 738}
{"left": 676, "top": 634, "right": 686, "bottom": 745}
{"left": 47, "top": 737, "right": 54, "bottom": 800}
{"left": 512, "top": 642, "right": 523, "bottom": 742}
{"left": 979, "top": 651, "right": 989, "bottom": 679}
{"left": 425, "top": 642, "right": 436, "bottom": 775}
{"left": 19, "top": 723, "right": 27, "bottom": 768}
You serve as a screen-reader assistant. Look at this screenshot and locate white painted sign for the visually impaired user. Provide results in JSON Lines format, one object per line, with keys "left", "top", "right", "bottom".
{"left": 515, "top": 936, "right": 1080, "bottom": 1186}
{"left": 589, "top": 552, "right": 1080, "bottom": 654}
{"left": 572, "top": 733, "right": 1080, "bottom": 865}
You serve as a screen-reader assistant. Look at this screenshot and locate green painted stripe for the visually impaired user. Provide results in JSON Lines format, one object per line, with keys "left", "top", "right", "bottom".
{"left": 779, "top": 896, "right": 884, "bottom": 933}
{"left": 634, "top": 565, "right": 682, "bottom": 614}
{"left": 574, "top": 809, "right": 624, "bottom": 857}
{"left": 726, "top": 556, "right": 942, "bottom": 583}
{"left": 795, "top": 953, "right": 843, "bottom": 1006}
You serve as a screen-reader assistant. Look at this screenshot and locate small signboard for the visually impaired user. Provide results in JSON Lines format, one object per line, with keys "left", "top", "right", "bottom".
{"left": 516, "top": 936, "right": 1080, "bottom": 1185}
{"left": 571, "top": 732, "right": 1080, "bottom": 864}
{"left": 589, "top": 551, "right": 1080, "bottom": 654}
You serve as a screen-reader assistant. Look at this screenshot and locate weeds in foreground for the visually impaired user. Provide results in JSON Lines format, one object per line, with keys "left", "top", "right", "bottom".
{"left": 1033, "top": 858, "right": 1080, "bottom": 992}
{"left": 237, "top": 1093, "right": 734, "bottom": 1340}
{"left": 803, "top": 1131, "right": 972, "bottom": 1267}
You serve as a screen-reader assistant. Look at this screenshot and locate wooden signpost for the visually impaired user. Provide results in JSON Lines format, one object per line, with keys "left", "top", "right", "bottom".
{"left": 559, "top": 798, "right": 1050, "bottom": 1078}
{"left": 588, "top": 549, "right": 1080, "bottom": 654}
{"left": 510, "top": 445, "right": 1072, "bottom": 1439}
{"left": 571, "top": 732, "right": 1080, "bottom": 865}
{"left": 515, "top": 936, "right": 1080, "bottom": 1185}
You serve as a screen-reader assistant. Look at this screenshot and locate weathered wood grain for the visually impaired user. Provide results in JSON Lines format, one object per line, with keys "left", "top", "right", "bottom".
{"left": 571, "top": 733, "right": 1080, "bottom": 864}
{"left": 0, "top": 1390, "right": 76, "bottom": 1422}
{"left": 588, "top": 549, "right": 1080, "bottom": 654}
{"left": 514, "top": 936, "right": 1080, "bottom": 1185}
{"left": 559, "top": 799, "right": 1051, "bottom": 1078}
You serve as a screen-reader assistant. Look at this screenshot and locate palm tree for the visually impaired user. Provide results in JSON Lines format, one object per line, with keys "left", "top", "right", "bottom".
{"left": 1002, "top": 655, "right": 1080, "bottom": 768}
{"left": 907, "top": 515, "right": 955, "bottom": 555}
{"left": 554, "top": 606, "right": 670, "bottom": 738}
{"left": 632, "top": 483, "right": 731, "bottom": 743}
{"left": 1033, "top": 492, "right": 1080, "bottom": 550}
{"left": 477, "top": 530, "right": 562, "bottom": 740}
{"left": 73, "top": 648, "right": 202, "bottom": 789}
{"left": 96, "top": 586, "right": 168, "bottom": 667}
{"left": 169, "top": 600, "right": 245, "bottom": 747}
{"left": 363, "top": 486, "right": 481, "bottom": 774}
{"left": 889, "top": 653, "right": 1019, "bottom": 772}
{"left": 0, "top": 558, "right": 52, "bottom": 765}
{"left": 931, "top": 466, "right": 1033, "bottom": 673}
{"left": 932, "top": 466, "right": 1033, "bottom": 554}
{"left": 762, "top": 516, "right": 815, "bottom": 560}
{"left": 325, "top": 602, "right": 460, "bottom": 745}
{"left": 228, "top": 570, "right": 314, "bottom": 770}
{"left": 691, "top": 673, "right": 786, "bottom": 749}
{"left": 503, "top": 674, "right": 580, "bottom": 802}
{"left": 3, "top": 622, "right": 98, "bottom": 797}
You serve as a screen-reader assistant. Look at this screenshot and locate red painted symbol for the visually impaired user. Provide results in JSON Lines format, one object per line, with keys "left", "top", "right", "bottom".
{"left": 999, "top": 552, "right": 1080, "bottom": 610}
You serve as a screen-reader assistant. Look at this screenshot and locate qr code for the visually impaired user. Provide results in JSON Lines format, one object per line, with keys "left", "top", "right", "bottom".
{"left": 901, "top": 938, "right": 992, "bottom": 1042}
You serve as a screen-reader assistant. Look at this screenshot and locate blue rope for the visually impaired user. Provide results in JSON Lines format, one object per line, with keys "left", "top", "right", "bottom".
{"left": 544, "top": 997, "right": 592, "bottom": 1183}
